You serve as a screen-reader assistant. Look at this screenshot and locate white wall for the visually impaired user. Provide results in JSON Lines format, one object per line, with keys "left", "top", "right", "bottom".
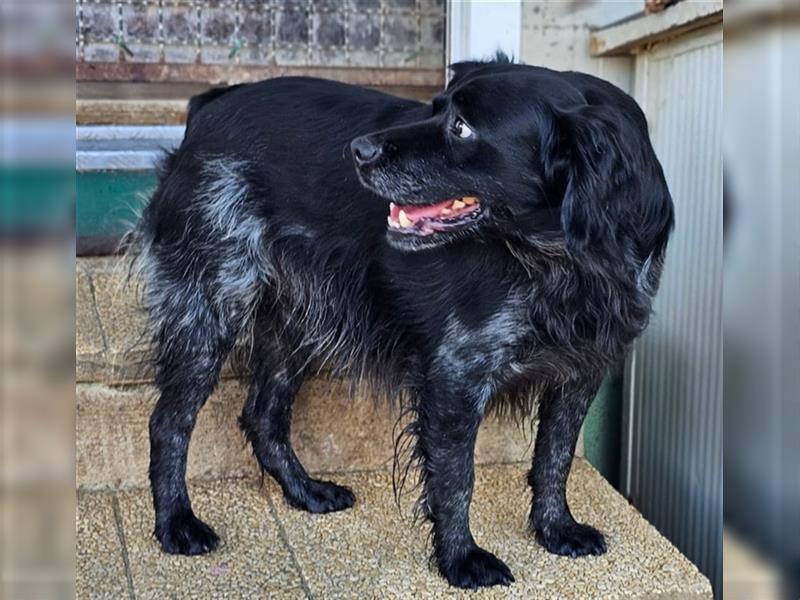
{"left": 447, "top": 1, "right": 640, "bottom": 92}
{"left": 519, "top": 1, "right": 638, "bottom": 93}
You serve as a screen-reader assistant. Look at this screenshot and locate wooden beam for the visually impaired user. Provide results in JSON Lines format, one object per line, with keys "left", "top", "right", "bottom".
{"left": 77, "top": 99, "right": 187, "bottom": 125}
{"left": 76, "top": 85, "right": 439, "bottom": 125}
{"left": 591, "top": 1, "right": 723, "bottom": 57}
{"left": 76, "top": 62, "right": 445, "bottom": 88}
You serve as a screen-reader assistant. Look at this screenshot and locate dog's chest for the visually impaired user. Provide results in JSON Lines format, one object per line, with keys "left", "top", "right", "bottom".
{"left": 435, "top": 280, "right": 620, "bottom": 390}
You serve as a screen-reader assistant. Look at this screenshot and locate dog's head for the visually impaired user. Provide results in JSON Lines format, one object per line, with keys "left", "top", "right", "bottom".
{"left": 351, "top": 57, "right": 673, "bottom": 261}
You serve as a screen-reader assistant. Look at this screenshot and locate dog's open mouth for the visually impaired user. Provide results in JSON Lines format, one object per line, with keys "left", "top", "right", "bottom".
{"left": 386, "top": 196, "right": 481, "bottom": 236}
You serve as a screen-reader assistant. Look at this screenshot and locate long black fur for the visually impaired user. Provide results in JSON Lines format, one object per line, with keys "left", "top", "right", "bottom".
{"left": 127, "top": 55, "right": 673, "bottom": 589}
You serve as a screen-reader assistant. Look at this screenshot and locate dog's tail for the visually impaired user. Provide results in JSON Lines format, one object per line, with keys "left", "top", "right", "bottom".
{"left": 113, "top": 144, "right": 181, "bottom": 381}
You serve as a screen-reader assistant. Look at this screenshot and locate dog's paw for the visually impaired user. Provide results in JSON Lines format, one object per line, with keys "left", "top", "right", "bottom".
{"left": 439, "top": 545, "right": 515, "bottom": 589}
{"left": 534, "top": 520, "right": 607, "bottom": 558}
{"left": 287, "top": 479, "right": 355, "bottom": 514}
{"left": 155, "top": 512, "right": 220, "bottom": 556}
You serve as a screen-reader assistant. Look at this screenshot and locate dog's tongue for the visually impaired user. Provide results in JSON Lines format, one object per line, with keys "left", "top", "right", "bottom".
{"left": 389, "top": 199, "right": 453, "bottom": 222}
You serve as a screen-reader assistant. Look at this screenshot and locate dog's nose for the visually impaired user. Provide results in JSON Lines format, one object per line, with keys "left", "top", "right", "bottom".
{"left": 351, "top": 137, "right": 382, "bottom": 166}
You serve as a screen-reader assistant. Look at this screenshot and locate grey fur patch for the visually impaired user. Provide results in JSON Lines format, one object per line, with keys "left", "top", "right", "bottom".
{"left": 198, "top": 158, "right": 266, "bottom": 354}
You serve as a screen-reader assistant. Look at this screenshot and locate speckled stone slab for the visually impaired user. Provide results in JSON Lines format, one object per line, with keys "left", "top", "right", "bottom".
{"left": 76, "top": 493, "right": 130, "bottom": 599}
{"left": 269, "top": 460, "right": 712, "bottom": 599}
{"left": 76, "top": 460, "right": 711, "bottom": 599}
{"left": 114, "top": 480, "right": 307, "bottom": 599}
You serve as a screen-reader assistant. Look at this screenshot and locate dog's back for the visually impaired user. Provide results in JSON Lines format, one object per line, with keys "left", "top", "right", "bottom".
{"left": 129, "top": 77, "right": 438, "bottom": 411}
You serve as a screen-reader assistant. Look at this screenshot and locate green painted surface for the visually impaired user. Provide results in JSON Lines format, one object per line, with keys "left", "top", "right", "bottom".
{"left": 76, "top": 170, "right": 156, "bottom": 238}
{"left": 584, "top": 375, "right": 623, "bottom": 488}
{"left": 2, "top": 167, "right": 74, "bottom": 231}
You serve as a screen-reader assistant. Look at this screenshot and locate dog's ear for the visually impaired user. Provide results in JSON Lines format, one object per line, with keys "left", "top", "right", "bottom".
{"left": 546, "top": 103, "right": 674, "bottom": 261}
{"left": 447, "top": 51, "right": 513, "bottom": 90}
{"left": 547, "top": 104, "right": 634, "bottom": 252}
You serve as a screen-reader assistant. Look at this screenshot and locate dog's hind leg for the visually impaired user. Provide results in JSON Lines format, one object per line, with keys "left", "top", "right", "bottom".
{"left": 528, "top": 379, "right": 607, "bottom": 557}
{"left": 240, "top": 326, "right": 355, "bottom": 513}
{"left": 147, "top": 277, "right": 236, "bottom": 556}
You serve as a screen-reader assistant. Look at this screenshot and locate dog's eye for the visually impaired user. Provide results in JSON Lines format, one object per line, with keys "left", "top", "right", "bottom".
{"left": 451, "top": 117, "right": 474, "bottom": 139}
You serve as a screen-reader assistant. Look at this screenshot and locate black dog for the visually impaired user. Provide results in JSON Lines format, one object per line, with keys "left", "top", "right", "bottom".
{"left": 129, "top": 55, "right": 672, "bottom": 589}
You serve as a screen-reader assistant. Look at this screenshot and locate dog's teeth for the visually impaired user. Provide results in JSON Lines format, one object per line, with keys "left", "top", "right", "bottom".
{"left": 440, "top": 208, "right": 452, "bottom": 215}
{"left": 398, "top": 210, "right": 413, "bottom": 228}
{"left": 463, "top": 196, "right": 477, "bottom": 206}
{"left": 452, "top": 200, "right": 465, "bottom": 210}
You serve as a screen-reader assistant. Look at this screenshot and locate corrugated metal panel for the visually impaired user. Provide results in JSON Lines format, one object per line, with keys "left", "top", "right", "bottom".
{"left": 623, "top": 25, "right": 723, "bottom": 595}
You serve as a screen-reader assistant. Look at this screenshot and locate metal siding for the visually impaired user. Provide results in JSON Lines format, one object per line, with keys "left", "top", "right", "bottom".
{"left": 623, "top": 26, "right": 723, "bottom": 595}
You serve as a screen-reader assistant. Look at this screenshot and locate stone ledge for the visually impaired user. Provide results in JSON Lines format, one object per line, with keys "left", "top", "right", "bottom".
{"left": 76, "top": 379, "right": 536, "bottom": 491}
{"left": 76, "top": 258, "right": 591, "bottom": 492}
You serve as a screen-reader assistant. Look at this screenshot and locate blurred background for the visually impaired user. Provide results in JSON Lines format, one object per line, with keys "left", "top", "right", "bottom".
{"left": 723, "top": 2, "right": 800, "bottom": 599}
{"left": 1, "top": 0, "right": 75, "bottom": 599}
{"left": 1, "top": 1, "right": 797, "bottom": 599}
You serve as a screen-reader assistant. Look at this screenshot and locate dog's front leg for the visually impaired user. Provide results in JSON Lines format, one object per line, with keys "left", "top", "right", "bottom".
{"left": 418, "top": 380, "right": 514, "bottom": 589}
{"left": 529, "top": 381, "right": 608, "bottom": 557}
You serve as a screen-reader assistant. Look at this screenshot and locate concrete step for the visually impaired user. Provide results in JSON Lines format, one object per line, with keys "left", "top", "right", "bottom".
{"left": 76, "top": 257, "right": 536, "bottom": 490}
{"left": 77, "top": 257, "right": 153, "bottom": 385}
{"left": 76, "top": 460, "right": 712, "bottom": 599}
{"left": 76, "top": 378, "right": 535, "bottom": 490}
{"left": 76, "top": 256, "right": 709, "bottom": 595}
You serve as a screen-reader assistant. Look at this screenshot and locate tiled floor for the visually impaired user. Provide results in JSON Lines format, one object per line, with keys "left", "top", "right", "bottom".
{"left": 76, "top": 460, "right": 711, "bottom": 599}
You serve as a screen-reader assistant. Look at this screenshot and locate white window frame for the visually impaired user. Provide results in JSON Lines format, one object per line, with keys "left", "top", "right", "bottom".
{"left": 447, "top": 0, "right": 522, "bottom": 67}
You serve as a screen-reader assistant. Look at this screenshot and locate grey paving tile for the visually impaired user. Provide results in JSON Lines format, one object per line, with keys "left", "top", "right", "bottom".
{"left": 76, "top": 493, "right": 131, "bottom": 600}
{"left": 268, "top": 460, "right": 711, "bottom": 599}
{"left": 76, "top": 462, "right": 711, "bottom": 599}
{"left": 116, "top": 480, "right": 308, "bottom": 599}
